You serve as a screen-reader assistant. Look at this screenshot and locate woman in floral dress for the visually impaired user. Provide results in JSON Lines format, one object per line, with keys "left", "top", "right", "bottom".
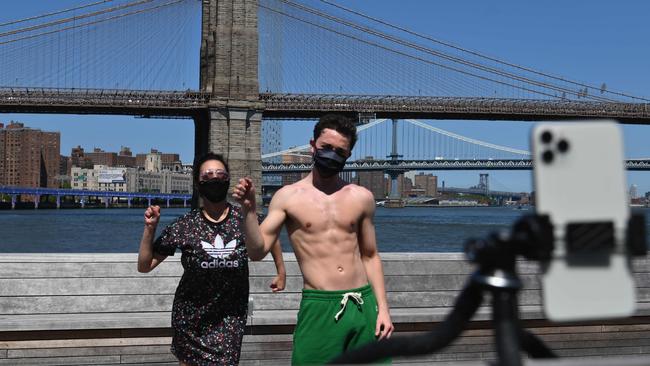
{"left": 138, "top": 152, "right": 286, "bottom": 365}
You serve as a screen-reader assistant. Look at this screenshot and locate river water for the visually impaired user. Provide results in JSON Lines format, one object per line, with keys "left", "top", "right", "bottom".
{"left": 1, "top": 206, "right": 648, "bottom": 253}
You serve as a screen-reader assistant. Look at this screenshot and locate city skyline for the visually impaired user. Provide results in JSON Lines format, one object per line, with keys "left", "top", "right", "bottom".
{"left": 3, "top": 115, "right": 650, "bottom": 195}
{"left": 2, "top": 1, "right": 650, "bottom": 193}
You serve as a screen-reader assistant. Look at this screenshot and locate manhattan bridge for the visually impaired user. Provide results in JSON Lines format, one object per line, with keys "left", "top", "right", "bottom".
{"left": 1, "top": 0, "right": 650, "bottom": 199}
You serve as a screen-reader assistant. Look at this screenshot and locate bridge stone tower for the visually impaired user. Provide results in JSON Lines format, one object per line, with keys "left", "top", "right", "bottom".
{"left": 195, "top": 0, "right": 264, "bottom": 205}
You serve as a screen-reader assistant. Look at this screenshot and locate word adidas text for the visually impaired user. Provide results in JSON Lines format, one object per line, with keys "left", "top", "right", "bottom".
{"left": 200, "top": 259, "right": 240, "bottom": 269}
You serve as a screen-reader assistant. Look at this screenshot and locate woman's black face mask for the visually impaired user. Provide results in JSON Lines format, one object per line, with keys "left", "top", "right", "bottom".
{"left": 313, "top": 148, "right": 347, "bottom": 178}
{"left": 198, "top": 178, "right": 230, "bottom": 203}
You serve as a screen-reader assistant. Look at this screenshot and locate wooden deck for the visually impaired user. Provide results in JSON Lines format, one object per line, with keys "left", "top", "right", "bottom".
{"left": 1, "top": 253, "right": 649, "bottom": 365}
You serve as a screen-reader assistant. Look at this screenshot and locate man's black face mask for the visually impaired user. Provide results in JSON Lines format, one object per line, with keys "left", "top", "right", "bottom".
{"left": 313, "top": 148, "right": 347, "bottom": 178}
{"left": 198, "top": 178, "right": 230, "bottom": 203}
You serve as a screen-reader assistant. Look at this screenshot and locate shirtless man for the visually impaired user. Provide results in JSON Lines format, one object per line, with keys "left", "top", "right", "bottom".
{"left": 233, "top": 114, "right": 394, "bottom": 364}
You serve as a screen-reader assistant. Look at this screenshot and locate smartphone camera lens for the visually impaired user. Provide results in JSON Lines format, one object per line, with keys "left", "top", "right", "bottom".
{"left": 557, "top": 139, "right": 569, "bottom": 153}
{"left": 541, "top": 131, "right": 553, "bottom": 144}
{"left": 542, "top": 150, "right": 554, "bottom": 163}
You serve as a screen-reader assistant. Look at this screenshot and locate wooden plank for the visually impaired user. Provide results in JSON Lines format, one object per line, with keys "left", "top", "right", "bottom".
{"left": 240, "top": 359, "right": 293, "bottom": 366}
{"left": 0, "top": 252, "right": 647, "bottom": 279}
{"left": 555, "top": 345, "right": 644, "bottom": 357}
{"left": 0, "top": 262, "right": 182, "bottom": 279}
{"left": 0, "top": 350, "right": 5, "bottom": 359}
{"left": 119, "top": 353, "right": 177, "bottom": 363}
{"left": 0, "top": 295, "right": 173, "bottom": 315}
{"left": 0, "top": 254, "right": 141, "bottom": 263}
{"left": 543, "top": 337, "right": 650, "bottom": 351}
{"left": 0, "top": 252, "right": 646, "bottom": 265}
{"left": 527, "top": 356, "right": 650, "bottom": 366}
{"left": 2, "top": 273, "right": 646, "bottom": 307}
{"left": 247, "top": 306, "right": 502, "bottom": 326}
{"left": 602, "top": 323, "right": 650, "bottom": 332}
{"left": 242, "top": 334, "right": 293, "bottom": 343}
{"left": 0, "top": 337, "right": 171, "bottom": 349}
{"left": 0, "top": 312, "right": 171, "bottom": 332}
{"left": 537, "top": 330, "right": 650, "bottom": 343}
{"left": 249, "top": 289, "right": 543, "bottom": 311}
{"left": 240, "top": 341, "right": 292, "bottom": 353}
{"left": 248, "top": 277, "right": 304, "bottom": 293}
{"left": 239, "top": 349, "right": 292, "bottom": 360}
{"left": 0, "top": 278, "right": 178, "bottom": 297}
{"left": 7, "top": 345, "right": 170, "bottom": 358}
{"left": 249, "top": 260, "right": 476, "bottom": 276}
{"left": 0, "top": 355, "right": 121, "bottom": 365}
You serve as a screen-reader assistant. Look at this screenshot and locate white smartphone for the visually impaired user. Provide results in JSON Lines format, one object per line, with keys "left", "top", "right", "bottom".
{"left": 532, "top": 121, "right": 636, "bottom": 322}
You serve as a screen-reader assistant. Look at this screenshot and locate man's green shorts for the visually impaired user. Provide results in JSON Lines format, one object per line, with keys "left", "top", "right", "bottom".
{"left": 291, "top": 283, "right": 388, "bottom": 365}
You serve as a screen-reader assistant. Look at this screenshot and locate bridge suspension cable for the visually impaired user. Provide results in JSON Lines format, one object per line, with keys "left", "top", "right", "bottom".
{"left": 404, "top": 119, "right": 530, "bottom": 156}
{"left": 272, "top": 0, "right": 622, "bottom": 103}
{"left": 259, "top": 2, "right": 566, "bottom": 100}
{"left": 261, "top": 118, "right": 388, "bottom": 159}
{"left": 0, "top": 0, "right": 182, "bottom": 46}
{"left": 0, "top": 1, "right": 154, "bottom": 39}
{"left": 0, "top": 0, "right": 199, "bottom": 90}
{"left": 264, "top": 119, "right": 530, "bottom": 161}
{"left": 259, "top": 0, "right": 649, "bottom": 103}
{"left": 0, "top": 0, "right": 115, "bottom": 27}
{"left": 317, "top": 0, "right": 650, "bottom": 103}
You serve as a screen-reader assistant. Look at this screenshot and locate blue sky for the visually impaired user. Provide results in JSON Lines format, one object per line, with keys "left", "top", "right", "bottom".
{"left": 2, "top": 1, "right": 650, "bottom": 193}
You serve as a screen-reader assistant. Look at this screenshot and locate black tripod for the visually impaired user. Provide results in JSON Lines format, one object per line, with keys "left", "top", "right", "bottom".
{"left": 330, "top": 214, "right": 646, "bottom": 365}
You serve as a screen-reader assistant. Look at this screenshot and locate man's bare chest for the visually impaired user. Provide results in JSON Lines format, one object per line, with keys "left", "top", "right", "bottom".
{"left": 285, "top": 195, "right": 361, "bottom": 232}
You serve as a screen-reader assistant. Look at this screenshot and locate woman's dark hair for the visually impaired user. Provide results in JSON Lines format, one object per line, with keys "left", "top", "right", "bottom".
{"left": 192, "top": 152, "right": 229, "bottom": 185}
{"left": 313, "top": 114, "right": 357, "bottom": 150}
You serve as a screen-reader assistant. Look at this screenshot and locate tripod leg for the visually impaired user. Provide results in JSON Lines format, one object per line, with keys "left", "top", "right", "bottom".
{"left": 520, "top": 329, "right": 557, "bottom": 358}
{"left": 492, "top": 289, "right": 522, "bottom": 366}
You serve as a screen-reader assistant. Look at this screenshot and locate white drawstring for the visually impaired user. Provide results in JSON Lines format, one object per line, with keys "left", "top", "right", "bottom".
{"left": 334, "top": 292, "right": 364, "bottom": 321}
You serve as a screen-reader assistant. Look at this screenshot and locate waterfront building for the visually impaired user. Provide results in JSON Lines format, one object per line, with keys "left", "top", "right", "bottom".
{"left": 355, "top": 156, "right": 386, "bottom": 199}
{"left": 130, "top": 168, "right": 191, "bottom": 194}
{"left": 136, "top": 149, "right": 181, "bottom": 171}
{"left": 71, "top": 166, "right": 100, "bottom": 190}
{"left": 86, "top": 148, "right": 118, "bottom": 167}
{"left": 144, "top": 151, "right": 162, "bottom": 172}
{"left": 116, "top": 146, "right": 137, "bottom": 167}
{"left": 0, "top": 121, "right": 60, "bottom": 191}
{"left": 71, "top": 165, "right": 192, "bottom": 194}
{"left": 68, "top": 146, "right": 138, "bottom": 170}
{"left": 67, "top": 146, "right": 93, "bottom": 174}
{"left": 414, "top": 173, "right": 438, "bottom": 197}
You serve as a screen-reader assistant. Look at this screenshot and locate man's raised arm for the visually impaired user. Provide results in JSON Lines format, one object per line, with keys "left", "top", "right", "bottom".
{"left": 233, "top": 177, "right": 287, "bottom": 261}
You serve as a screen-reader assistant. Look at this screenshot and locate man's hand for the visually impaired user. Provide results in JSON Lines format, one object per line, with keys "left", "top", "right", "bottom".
{"left": 269, "top": 272, "right": 286, "bottom": 292}
{"left": 144, "top": 205, "right": 161, "bottom": 228}
{"left": 232, "top": 177, "right": 256, "bottom": 212}
{"left": 375, "top": 309, "right": 394, "bottom": 340}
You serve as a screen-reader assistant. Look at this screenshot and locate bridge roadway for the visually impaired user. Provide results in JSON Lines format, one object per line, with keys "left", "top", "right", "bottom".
{"left": 0, "top": 186, "right": 190, "bottom": 209}
{"left": 2, "top": 88, "right": 650, "bottom": 123}
{"left": 262, "top": 158, "right": 650, "bottom": 172}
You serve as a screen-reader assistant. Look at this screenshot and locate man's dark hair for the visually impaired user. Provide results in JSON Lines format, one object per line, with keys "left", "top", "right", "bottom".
{"left": 193, "top": 152, "right": 229, "bottom": 185}
{"left": 313, "top": 114, "right": 357, "bottom": 150}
